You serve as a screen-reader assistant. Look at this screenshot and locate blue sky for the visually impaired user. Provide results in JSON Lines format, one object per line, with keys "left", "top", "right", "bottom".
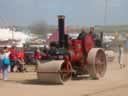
{"left": 0, "top": 0, "right": 127, "bottom": 26}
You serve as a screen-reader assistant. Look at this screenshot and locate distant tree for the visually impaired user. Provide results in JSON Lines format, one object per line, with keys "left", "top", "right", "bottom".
{"left": 30, "top": 21, "right": 48, "bottom": 38}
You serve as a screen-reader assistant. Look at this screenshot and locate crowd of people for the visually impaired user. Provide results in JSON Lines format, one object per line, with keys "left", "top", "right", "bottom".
{"left": 0, "top": 46, "right": 26, "bottom": 80}
{"left": 0, "top": 46, "right": 43, "bottom": 80}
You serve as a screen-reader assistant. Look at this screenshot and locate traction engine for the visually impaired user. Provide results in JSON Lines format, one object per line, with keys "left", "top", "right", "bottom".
{"left": 37, "top": 16, "right": 107, "bottom": 84}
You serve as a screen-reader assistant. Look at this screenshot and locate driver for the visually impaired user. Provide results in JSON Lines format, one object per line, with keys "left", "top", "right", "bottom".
{"left": 77, "top": 27, "right": 87, "bottom": 39}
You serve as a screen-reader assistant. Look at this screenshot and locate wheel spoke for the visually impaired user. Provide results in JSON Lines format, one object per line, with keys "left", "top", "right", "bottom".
{"left": 60, "top": 63, "right": 72, "bottom": 81}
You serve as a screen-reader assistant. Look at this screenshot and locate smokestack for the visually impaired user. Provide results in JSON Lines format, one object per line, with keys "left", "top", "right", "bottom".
{"left": 58, "top": 15, "right": 65, "bottom": 48}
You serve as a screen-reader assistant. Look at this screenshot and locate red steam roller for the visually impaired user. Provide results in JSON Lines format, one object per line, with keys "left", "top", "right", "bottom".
{"left": 37, "top": 15, "right": 107, "bottom": 84}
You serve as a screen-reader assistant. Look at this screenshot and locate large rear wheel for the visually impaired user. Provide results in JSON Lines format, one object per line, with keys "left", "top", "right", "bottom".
{"left": 87, "top": 48, "right": 107, "bottom": 79}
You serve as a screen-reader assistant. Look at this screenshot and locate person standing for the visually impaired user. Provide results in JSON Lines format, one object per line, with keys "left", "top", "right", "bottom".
{"left": 1, "top": 47, "right": 10, "bottom": 80}
{"left": 34, "top": 48, "right": 42, "bottom": 65}
{"left": 0, "top": 50, "right": 3, "bottom": 79}
{"left": 9, "top": 46, "right": 18, "bottom": 72}
{"left": 118, "top": 44, "right": 124, "bottom": 69}
{"left": 17, "top": 48, "right": 25, "bottom": 72}
{"left": 34, "top": 48, "right": 42, "bottom": 71}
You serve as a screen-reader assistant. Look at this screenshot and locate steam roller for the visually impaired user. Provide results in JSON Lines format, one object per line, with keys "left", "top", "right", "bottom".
{"left": 37, "top": 15, "right": 107, "bottom": 84}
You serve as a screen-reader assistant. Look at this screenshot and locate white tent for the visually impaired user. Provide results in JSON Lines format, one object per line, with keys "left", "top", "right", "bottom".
{"left": 0, "top": 28, "right": 29, "bottom": 41}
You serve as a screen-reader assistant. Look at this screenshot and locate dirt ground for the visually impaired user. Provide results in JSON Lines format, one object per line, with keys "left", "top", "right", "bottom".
{"left": 0, "top": 53, "right": 128, "bottom": 96}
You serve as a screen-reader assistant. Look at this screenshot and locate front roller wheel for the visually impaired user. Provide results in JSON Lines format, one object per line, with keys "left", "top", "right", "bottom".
{"left": 37, "top": 60, "right": 72, "bottom": 84}
{"left": 87, "top": 48, "right": 107, "bottom": 79}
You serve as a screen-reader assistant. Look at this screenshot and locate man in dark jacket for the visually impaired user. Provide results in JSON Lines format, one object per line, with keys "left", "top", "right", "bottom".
{"left": 77, "top": 27, "right": 87, "bottom": 39}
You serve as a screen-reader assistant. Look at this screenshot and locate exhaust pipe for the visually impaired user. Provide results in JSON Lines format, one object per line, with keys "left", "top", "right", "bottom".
{"left": 58, "top": 15, "right": 65, "bottom": 48}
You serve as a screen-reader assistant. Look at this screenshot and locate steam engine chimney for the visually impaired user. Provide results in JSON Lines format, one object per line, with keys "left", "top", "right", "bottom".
{"left": 58, "top": 15, "right": 65, "bottom": 48}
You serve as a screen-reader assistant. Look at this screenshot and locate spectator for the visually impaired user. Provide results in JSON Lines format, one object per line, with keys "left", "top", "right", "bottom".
{"left": 17, "top": 48, "right": 26, "bottom": 72}
{"left": 34, "top": 48, "right": 42, "bottom": 71}
{"left": 1, "top": 47, "right": 10, "bottom": 80}
{"left": 9, "top": 46, "right": 18, "bottom": 72}
{"left": 34, "top": 48, "right": 42, "bottom": 64}
{"left": 118, "top": 44, "right": 125, "bottom": 69}
{"left": 0, "top": 50, "right": 3, "bottom": 78}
